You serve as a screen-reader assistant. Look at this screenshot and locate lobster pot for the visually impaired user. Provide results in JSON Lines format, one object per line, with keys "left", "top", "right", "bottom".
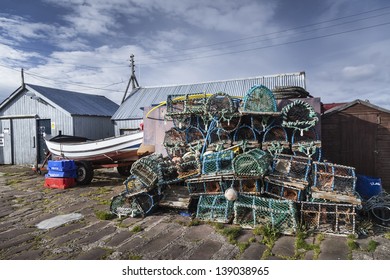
{"left": 312, "top": 162, "right": 356, "bottom": 194}
{"left": 220, "top": 115, "right": 241, "bottom": 133}
{"left": 157, "top": 158, "right": 179, "bottom": 185}
{"left": 205, "top": 92, "right": 235, "bottom": 122}
{"left": 281, "top": 100, "right": 319, "bottom": 134}
{"left": 110, "top": 190, "right": 160, "bottom": 218}
{"left": 228, "top": 178, "right": 263, "bottom": 194}
{"left": 165, "top": 94, "right": 207, "bottom": 130}
{"left": 202, "top": 150, "right": 234, "bottom": 175}
{"left": 196, "top": 194, "right": 234, "bottom": 223}
{"left": 270, "top": 154, "right": 312, "bottom": 183}
{"left": 291, "top": 128, "right": 321, "bottom": 160}
{"left": 187, "top": 175, "right": 262, "bottom": 196}
{"left": 190, "top": 115, "right": 207, "bottom": 132}
{"left": 251, "top": 115, "right": 276, "bottom": 133}
{"left": 263, "top": 179, "right": 307, "bottom": 202}
{"left": 241, "top": 85, "right": 277, "bottom": 113}
{"left": 166, "top": 94, "right": 185, "bottom": 116}
{"left": 311, "top": 162, "right": 360, "bottom": 205}
{"left": 130, "top": 154, "right": 162, "bottom": 188}
{"left": 233, "top": 195, "right": 298, "bottom": 234}
{"left": 177, "top": 152, "right": 201, "bottom": 179}
{"left": 165, "top": 95, "right": 191, "bottom": 130}
{"left": 185, "top": 126, "right": 205, "bottom": 152}
{"left": 207, "top": 127, "right": 232, "bottom": 151}
{"left": 300, "top": 201, "right": 356, "bottom": 235}
{"left": 261, "top": 126, "right": 290, "bottom": 155}
{"left": 123, "top": 177, "right": 151, "bottom": 194}
{"left": 233, "top": 125, "right": 259, "bottom": 149}
{"left": 163, "top": 128, "right": 187, "bottom": 158}
{"left": 187, "top": 180, "right": 225, "bottom": 196}
{"left": 232, "top": 148, "right": 272, "bottom": 177}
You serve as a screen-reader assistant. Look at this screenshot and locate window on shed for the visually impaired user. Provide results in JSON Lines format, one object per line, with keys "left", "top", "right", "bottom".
{"left": 120, "top": 128, "right": 139, "bottom": 135}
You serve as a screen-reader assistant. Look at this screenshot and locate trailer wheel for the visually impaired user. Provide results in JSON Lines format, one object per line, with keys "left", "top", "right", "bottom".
{"left": 117, "top": 165, "right": 131, "bottom": 176}
{"left": 75, "top": 161, "right": 94, "bottom": 185}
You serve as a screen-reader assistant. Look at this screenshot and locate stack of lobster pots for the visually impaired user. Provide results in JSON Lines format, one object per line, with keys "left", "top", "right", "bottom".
{"left": 112, "top": 85, "right": 363, "bottom": 236}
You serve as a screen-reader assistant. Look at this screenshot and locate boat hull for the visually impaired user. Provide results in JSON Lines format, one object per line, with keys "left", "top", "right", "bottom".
{"left": 45, "top": 132, "right": 143, "bottom": 164}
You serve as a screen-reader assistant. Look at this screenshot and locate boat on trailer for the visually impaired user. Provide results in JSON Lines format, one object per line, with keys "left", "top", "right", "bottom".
{"left": 43, "top": 131, "right": 144, "bottom": 184}
{"left": 45, "top": 132, "right": 143, "bottom": 163}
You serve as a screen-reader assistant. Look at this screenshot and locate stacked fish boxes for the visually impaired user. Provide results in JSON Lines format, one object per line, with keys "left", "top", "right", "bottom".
{"left": 44, "top": 160, "right": 77, "bottom": 189}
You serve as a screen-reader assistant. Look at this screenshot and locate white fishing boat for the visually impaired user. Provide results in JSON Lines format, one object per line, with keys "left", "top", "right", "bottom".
{"left": 44, "top": 131, "right": 144, "bottom": 163}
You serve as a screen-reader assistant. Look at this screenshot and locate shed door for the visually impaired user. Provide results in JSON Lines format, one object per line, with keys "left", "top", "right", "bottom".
{"left": 0, "top": 119, "right": 13, "bottom": 164}
{"left": 37, "top": 119, "right": 51, "bottom": 164}
{"left": 339, "top": 114, "right": 377, "bottom": 176}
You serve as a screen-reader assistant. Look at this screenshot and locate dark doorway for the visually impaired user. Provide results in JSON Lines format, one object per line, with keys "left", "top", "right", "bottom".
{"left": 37, "top": 119, "right": 51, "bottom": 164}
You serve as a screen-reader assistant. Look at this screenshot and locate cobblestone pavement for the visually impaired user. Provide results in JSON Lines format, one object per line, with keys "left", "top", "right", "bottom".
{"left": 0, "top": 165, "right": 389, "bottom": 260}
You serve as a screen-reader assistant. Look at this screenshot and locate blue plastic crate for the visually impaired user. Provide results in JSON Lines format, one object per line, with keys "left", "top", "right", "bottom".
{"left": 46, "top": 169, "right": 77, "bottom": 178}
{"left": 356, "top": 174, "right": 382, "bottom": 200}
{"left": 48, "top": 160, "right": 76, "bottom": 172}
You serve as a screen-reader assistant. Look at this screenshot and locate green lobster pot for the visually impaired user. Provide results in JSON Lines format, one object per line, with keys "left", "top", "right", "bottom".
{"left": 196, "top": 194, "right": 234, "bottom": 223}
{"left": 130, "top": 154, "right": 162, "bottom": 188}
{"left": 202, "top": 150, "right": 234, "bottom": 175}
{"left": 232, "top": 148, "right": 271, "bottom": 177}
{"left": 242, "top": 85, "right": 277, "bottom": 113}
{"left": 233, "top": 194, "right": 298, "bottom": 234}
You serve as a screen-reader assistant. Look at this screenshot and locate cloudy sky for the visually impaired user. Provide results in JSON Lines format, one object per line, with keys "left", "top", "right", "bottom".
{"left": 1, "top": 0, "right": 389, "bottom": 108}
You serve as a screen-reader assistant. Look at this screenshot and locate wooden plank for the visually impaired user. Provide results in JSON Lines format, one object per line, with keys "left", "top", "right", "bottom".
{"left": 311, "top": 191, "right": 362, "bottom": 205}
{"left": 186, "top": 173, "right": 263, "bottom": 183}
{"left": 159, "top": 184, "right": 191, "bottom": 209}
{"left": 264, "top": 175, "right": 308, "bottom": 189}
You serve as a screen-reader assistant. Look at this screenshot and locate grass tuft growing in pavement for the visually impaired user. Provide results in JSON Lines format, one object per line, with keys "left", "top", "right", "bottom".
{"left": 221, "top": 226, "right": 242, "bottom": 244}
{"left": 129, "top": 254, "right": 142, "bottom": 260}
{"left": 237, "top": 242, "right": 250, "bottom": 253}
{"left": 258, "top": 224, "right": 280, "bottom": 249}
{"left": 347, "top": 234, "right": 358, "bottom": 259}
{"left": 313, "top": 233, "right": 325, "bottom": 259}
{"left": 131, "top": 225, "right": 142, "bottom": 233}
{"left": 294, "top": 229, "right": 322, "bottom": 260}
{"left": 367, "top": 240, "right": 379, "bottom": 252}
{"left": 6, "top": 179, "right": 23, "bottom": 186}
{"left": 95, "top": 210, "right": 115, "bottom": 220}
{"left": 385, "top": 232, "right": 390, "bottom": 240}
{"left": 188, "top": 219, "right": 201, "bottom": 227}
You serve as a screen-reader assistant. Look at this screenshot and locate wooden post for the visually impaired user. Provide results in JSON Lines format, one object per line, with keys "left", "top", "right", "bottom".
{"left": 21, "top": 68, "right": 25, "bottom": 87}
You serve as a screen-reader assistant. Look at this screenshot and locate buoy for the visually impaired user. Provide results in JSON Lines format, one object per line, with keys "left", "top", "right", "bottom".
{"left": 224, "top": 187, "right": 238, "bottom": 201}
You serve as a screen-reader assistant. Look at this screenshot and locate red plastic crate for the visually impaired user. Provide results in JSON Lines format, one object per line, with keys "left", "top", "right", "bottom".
{"left": 44, "top": 177, "right": 76, "bottom": 189}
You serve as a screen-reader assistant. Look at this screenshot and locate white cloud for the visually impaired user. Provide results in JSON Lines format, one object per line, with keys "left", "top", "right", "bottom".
{"left": 42, "top": 0, "right": 148, "bottom": 36}
{"left": 1, "top": 0, "right": 390, "bottom": 112}
{"left": 0, "top": 16, "right": 56, "bottom": 42}
{"left": 342, "top": 64, "right": 377, "bottom": 80}
{"left": 0, "top": 44, "right": 43, "bottom": 65}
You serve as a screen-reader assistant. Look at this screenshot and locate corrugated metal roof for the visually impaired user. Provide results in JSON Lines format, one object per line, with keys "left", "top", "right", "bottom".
{"left": 26, "top": 84, "right": 119, "bottom": 116}
{"left": 112, "top": 72, "right": 306, "bottom": 120}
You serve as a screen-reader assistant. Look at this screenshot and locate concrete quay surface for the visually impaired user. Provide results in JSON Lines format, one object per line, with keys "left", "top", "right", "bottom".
{"left": 0, "top": 165, "right": 389, "bottom": 260}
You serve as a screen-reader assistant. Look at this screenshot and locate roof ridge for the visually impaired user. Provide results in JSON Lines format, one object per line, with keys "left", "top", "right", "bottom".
{"left": 26, "top": 83, "right": 104, "bottom": 98}
{"left": 139, "top": 71, "right": 306, "bottom": 89}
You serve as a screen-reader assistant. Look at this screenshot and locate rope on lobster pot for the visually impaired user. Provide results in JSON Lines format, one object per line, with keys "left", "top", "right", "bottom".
{"left": 364, "top": 191, "right": 390, "bottom": 227}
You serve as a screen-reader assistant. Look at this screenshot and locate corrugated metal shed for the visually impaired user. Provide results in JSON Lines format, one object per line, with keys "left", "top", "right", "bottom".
{"left": 0, "top": 84, "right": 119, "bottom": 165}
{"left": 26, "top": 84, "right": 119, "bottom": 116}
{"left": 112, "top": 72, "right": 306, "bottom": 120}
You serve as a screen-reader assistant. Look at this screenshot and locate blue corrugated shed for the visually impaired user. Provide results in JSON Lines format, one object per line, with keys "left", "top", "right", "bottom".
{"left": 112, "top": 72, "right": 306, "bottom": 120}
{"left": 26, "top": 84, "right": 119, "bottom": 116}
